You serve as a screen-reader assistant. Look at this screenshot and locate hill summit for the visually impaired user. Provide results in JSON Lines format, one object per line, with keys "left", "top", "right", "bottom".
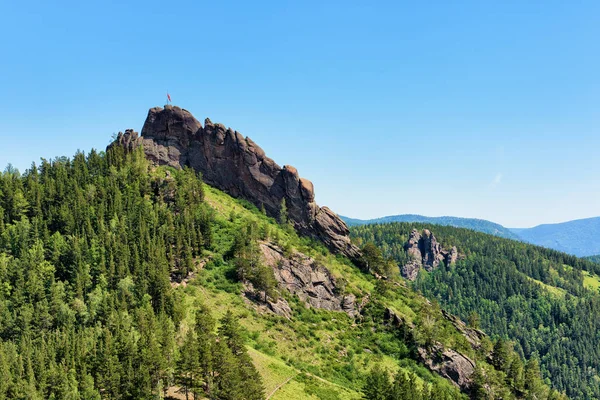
{"left": 109, "top": 105, "right": 361, "bottom": 262}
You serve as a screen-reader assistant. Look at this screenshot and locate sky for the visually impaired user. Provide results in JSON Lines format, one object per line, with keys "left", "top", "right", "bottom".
{"left": 0, "top": 1, "right": 599, "bottom": 228}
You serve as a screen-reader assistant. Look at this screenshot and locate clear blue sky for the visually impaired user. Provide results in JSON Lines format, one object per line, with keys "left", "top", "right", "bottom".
{"left": 1, "top": 1, "right": 599, "bottom": 228}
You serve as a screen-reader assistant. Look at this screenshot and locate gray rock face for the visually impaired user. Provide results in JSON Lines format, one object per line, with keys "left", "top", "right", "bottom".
{"left": 417, "top": 345, "right": 476, "bottom": 390}
{"left": 109, "top": 106, "right": 361, "bottom": 262}
{"left": 259, "top": 242, "right": 357, "bottom": 317}
{"left": 401, "top": 229, "right": 459, "bottom": 280}
{"left": 267, "top": 298, "right": 293, "bottom": 319}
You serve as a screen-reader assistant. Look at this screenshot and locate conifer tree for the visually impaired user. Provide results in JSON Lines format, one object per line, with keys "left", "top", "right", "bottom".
{"left": 362, "top": 364, "right": 391, "bottom": 400}
{"left": 278, "top": 198, "right": 288, "bottom": 225}
{"left": 195, "top": 303, "right": 216, "bottom": 396}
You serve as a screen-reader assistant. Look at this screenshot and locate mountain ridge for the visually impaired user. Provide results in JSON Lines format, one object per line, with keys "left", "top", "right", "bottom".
{"left": 341, "top": 214, "right": 520, "bottom": 240}
{"left": 110, "top": 105, "right": 361, "bottom": 262}
{"left": 509, "top": 216, "right": 600, "bottom": 257}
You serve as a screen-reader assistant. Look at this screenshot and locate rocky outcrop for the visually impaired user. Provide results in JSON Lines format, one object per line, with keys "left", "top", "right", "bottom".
{"left": 441, "top": 309, "right": 486, "bottom": 349}
{"left": 109, "top": 106, "right": 361, "bottom": 262}
{"left": 417, "top": 345, "right": 476, "bottom": 390}
{"left": 402, "top": 229, "right": 458, "bottom": 280}
{"left": 259, "top": 242, "right": 357, "bottom": 317}
{"left": 383, "top": 307, "right": 476, "bottom": 390}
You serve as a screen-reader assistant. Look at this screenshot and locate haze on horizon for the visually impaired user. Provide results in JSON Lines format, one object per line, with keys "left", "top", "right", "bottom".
{"left": 1, "top": 1, "right": 598, "bottom": 228}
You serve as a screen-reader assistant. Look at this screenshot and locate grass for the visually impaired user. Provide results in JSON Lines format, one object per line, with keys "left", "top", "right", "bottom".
{"left": 171, "top": 179, "right": 469, "bottom": 399}
{"left": 525, "top": 275, "right": 567, "bottom": 298}
{"left": 247, "top": 347, "right": 297, "bottom": 396}
{"left": 583, "top": 271, "right": 600, "bottom": 291}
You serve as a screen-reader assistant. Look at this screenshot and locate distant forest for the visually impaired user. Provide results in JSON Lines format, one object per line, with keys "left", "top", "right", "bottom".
{"left": 351, "top": 222, "right": 600, "bottom": 399}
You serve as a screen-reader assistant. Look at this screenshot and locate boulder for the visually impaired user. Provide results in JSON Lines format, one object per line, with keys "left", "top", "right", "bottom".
{"left": 267, "top": 298, "right": 293, "bottom": 319}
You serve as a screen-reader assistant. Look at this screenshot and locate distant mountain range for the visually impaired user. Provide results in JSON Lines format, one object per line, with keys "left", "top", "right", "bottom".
{"left": 511, "top": 217, "right": 600, "bottom": 257}
{"left": 342, "top": 214, "right": 600, "bottom": 257}
{"left": 341, "top": 214, "right": 520, "bottom": 240}
{"left": 586, "top": 255, "right": 600, "bottom": 263}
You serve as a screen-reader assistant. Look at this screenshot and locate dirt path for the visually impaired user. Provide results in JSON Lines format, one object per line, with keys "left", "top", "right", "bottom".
{"left": 266, "top": 374, "right": 296, "bottom": 400}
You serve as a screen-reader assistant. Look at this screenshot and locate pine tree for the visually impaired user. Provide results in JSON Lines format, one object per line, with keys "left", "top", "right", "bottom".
{"left": 362, "top": 364, "right": 391, "bottom": 400}
{"left": 491, "top": 338, "right": 510, "bottom": 373}
{"left": 471, "top": 367, "right": 491, "bottom": 400}
{"left": 216, "top": 311, "right": 264, "bottom": 400}
{"left": 278, "top": 198, "right": 288, "bottom": 225}
{"left": 524, "top": 358, "right": 548, "bottom": 400}
{"left": 177, "top": 330, "right": 199, "bottom": 400}
{"left": 212, "top": 339, "right": 242, "bottom": 400}
{"left": 195, "top": 303, "right": 216, "bottom": 396}
{"left": 390, "top": 369, "right": 411, "bottom": 400}
{"left": 252, "top": 264, "right": 278, "bottom": 302}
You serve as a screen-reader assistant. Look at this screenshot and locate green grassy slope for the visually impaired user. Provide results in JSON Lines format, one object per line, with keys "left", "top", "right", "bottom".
{"left": 180, "top": 186, "right": 449, "bottom": 399}
{"left": 180, "top": 184, "right": 560, "bottom": 399}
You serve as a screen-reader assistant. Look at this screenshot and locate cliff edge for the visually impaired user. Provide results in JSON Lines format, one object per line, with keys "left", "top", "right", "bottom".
{"left": 109, "top": 105, "right": 361, "bottom": 262}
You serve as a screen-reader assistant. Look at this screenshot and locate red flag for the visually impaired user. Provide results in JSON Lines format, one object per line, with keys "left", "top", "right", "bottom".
{"left": 167, "top": 93, "right": 172, "bottom": 102}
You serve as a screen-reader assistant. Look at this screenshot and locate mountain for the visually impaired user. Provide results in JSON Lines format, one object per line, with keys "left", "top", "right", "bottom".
{"left": 342, "top": 214, "right": 520, "bottom": 240}
{"left": 351, "top": 222, "right": 600, "bottom": 398}
{"left": 111, "top": 105, "right": 361, "bottom": 262}
{"left": 586, "top": 255, "right": 600, "bottom": 263}
{"left": 0, "top": 105, "right": 559, "bottom": 399}
{"left": 509, "top": 217, "right": 600, "bottom": 257}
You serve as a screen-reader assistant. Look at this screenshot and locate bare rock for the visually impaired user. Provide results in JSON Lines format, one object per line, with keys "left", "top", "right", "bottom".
{"left": 401, "top": 261, "right": 422, "bottom": 281}
{"left": 384, "top": 307, "right": 413, "bottom": 329}
{"left": 447, "top": 246, "right": 458, "bottom": 265}
{"left": 383, "top": 306, "right": 477, "bottom": 391}
{"left": 268, "top": 298, "right": 293, "bottom": 319}
{"left": 109, "top": 106, "right": 361, "bottom": 263}
{"left": 405, "top": 229, "right": 423, "bottom": 263}
{"left": 402, "top": 229, "right": 459, "bottom": 280}
{"left": 243, "top": 282, "right": 293, "bottom": 319}
{"left": 260, "top": 242, "right": 357, "bottom": 317}
{"left": 417, "top": 344, "right": 476, "bottom": 390}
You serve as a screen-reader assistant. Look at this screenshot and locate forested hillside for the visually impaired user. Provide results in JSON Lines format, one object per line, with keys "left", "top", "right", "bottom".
{"left": 0, "top": 148, "right": 265, "bottom": 399}
{"left": 350, "top": 222, "right": 600, "bottom": 399}
{"left": 0, "top": 146, "right": 560, "bottom": 399}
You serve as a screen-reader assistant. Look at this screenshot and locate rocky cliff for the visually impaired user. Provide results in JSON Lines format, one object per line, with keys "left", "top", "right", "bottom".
{"left": 402, "top": 229, "right": 458, "bottom": 280}
{"left": 110, "top": 105, "right": 361, "bottom": 262}
{"left": 258, "top": 242, "right": 357, "bottom": 318}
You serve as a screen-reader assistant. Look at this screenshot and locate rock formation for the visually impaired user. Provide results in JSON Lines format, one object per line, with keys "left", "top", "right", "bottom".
{"left": 259, "top": 242, "right": 357, "bottom": 317}
{"left": 109, "top": 105, "right": 361, "bottom": 262}
{"left": 417, "top": 345, "right": 476, "bottom": 390}
{"left": 402, "top": 229, "right": 458, "bottom": 280}
{"left": 383, "top": 307, "right": 476, "bottom": 390}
